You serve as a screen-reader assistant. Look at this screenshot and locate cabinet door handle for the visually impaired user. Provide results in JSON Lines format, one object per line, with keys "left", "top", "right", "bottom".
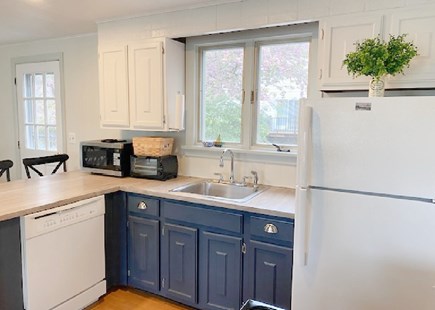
{"left": 264, "top": 223, "right": 278, "bottom": 234}
{"left": 137, "top": 201, "right": 148, "bottom": 210}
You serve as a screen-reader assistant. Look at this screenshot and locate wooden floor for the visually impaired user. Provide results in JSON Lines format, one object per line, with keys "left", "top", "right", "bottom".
{"left": 87, "top": 288, "right": 193, "bottom": 310}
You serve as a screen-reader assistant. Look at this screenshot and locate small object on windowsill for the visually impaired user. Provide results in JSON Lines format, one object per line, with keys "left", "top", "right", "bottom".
{"left": 272, "top": 143, "right": 290, "bottom": 152}
{"left": 202, "top": 141, "right": 214, "bottom": 147}
{"left": 214, "top": 134, "right": 223, "bottom": 147}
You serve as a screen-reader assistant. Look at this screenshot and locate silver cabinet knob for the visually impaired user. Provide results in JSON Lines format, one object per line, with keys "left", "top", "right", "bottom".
{"left": 137, "top": 201, "right": 148, "bottom": 210}
{"left": 264, "top": 223, "right": 278, "bottom": 234}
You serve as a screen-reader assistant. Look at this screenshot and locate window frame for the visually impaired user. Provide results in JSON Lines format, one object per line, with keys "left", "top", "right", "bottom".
{"left": 251, "top": 37, "right": 311, "bottom": 149}
{"left": 185, "top": 23, "right": 319, "bottom": 163}
{"left": 198, "top": 43, "right": 247, "bottom": 146}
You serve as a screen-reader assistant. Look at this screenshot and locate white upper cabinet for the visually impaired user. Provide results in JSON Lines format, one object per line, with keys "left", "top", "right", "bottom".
{"left": 388, "top": 9, "right": 435, "bottom": 88}
{"left": 128, "top": 42, "right": 164, "bottom": 130}
{"left": 318, "top": 7, "right": 435, "bottom": 91}
{"left": 99, "top": 46, "right": 130, "bottom": 127}
{"left": 99, "top": 38, "right": 185, "bottom": 131}
{"left": 318, "top": 14, "right": 384, "bottom": 91}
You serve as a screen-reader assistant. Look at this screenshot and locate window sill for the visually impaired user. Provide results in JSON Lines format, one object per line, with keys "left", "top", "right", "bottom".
{"left": 181, "top": 145, "right": 297, "bottom": 166}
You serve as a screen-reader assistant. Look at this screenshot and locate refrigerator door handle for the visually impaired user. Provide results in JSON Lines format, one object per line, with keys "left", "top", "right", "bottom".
{"left": 297, "top": 101, "right": 312, "bottom": 189}
{"left": 296, "top": 187, "right": 311, "bottom": 266}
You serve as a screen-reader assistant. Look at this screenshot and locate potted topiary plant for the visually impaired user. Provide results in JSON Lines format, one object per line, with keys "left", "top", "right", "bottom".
{"left": 343, "top": 34, "right": 418, "bottom": 97}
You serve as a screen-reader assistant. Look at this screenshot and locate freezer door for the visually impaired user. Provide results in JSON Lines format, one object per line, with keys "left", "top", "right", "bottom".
{"left": 305, "top": 97, "right": 435, "bottom": 199}
{"left": 292, "top": 189, "right": 435, "bottom": 310}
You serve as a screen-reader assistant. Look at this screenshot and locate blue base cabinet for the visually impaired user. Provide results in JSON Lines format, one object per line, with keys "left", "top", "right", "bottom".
{"left": 245, "top": 241, "right": 293, "bottom": 309}
{"left": 128, "top": 216, "right": 160, "bottom": 292}
{"left": 127, "top": 194, "right": 161, "bottom": 293}
{"left": 243, "top": 215, "right": 294, "bottom": 310}
{"left": 161, "top": 223, "right": 198, "bottom": 305}
{"left": 124, "top": 194, "right": 294, "bottom": 310}
{"left": 199, "top": 231, "right": 242, "bottom": 310}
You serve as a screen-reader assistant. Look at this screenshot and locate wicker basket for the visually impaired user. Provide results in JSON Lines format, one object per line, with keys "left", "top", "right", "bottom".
{"left": 133, "top": 137, "right": 174, "bottom": 156}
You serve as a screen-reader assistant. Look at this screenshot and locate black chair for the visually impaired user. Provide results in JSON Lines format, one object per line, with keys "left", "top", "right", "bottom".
{"left": 22, "top": 154, "right": 69, "bottom": 179}
{"left": 0, "top": 160, "right": 13, "bottom": 182}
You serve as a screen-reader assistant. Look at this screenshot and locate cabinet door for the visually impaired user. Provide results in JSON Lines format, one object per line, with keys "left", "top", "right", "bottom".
{"left": 319, "top": 14, "right": 384, "bottom": 90}
{"left": 389, "top": 9, "right": 435, "bottom": 88}
{"left": 161, "top": 223, "right": 198, "bottom": 305}
{"left": 245, "top": 240, "right": 293, "bottom": 310}
{"left": 99, "top": 46, "right": 130, "bottom": 128}
{"left": 128, "top": 42, "right": 165, "bottom": 130}
{"left": 128, "top": 216, "right": 160, "bottom": 293}
{"left": 199, "top": 231, "right": 242, "bottom": 310}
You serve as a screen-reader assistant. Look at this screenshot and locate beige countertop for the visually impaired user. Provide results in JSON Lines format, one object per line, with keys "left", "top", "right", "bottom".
{"left": 0, "top": 171, "right": 296, "bottom": 222}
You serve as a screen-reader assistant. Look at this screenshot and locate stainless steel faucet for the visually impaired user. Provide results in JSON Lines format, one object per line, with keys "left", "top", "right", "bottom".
{"left": 219, "top": 149, "right": 235, "bottom": 183}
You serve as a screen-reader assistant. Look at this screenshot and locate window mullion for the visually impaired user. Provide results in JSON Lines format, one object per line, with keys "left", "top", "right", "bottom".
{"left": 242, "top": 41, "right": 255, "bottom": 150}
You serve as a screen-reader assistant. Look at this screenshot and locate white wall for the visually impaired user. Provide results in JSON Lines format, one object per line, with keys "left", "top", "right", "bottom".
{"left": 0, "top": 34, "right": 119, "bottom": 180}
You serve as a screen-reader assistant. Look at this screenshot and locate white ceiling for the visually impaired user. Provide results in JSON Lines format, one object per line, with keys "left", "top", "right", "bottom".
{"left": 0, "top": 0, "right": 240, "bottom": 45}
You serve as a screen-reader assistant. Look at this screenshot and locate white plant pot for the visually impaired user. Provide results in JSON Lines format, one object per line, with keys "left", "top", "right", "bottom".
{"left": 369, "top": 78, "right": 385, "bottom": 97}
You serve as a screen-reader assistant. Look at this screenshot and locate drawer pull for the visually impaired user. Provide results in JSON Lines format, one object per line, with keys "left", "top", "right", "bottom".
{"left": 264, "top": 223, "right": 278, "bottom": 234}
{"left": 137, "top": 201, "right": 148, "bottom": 210}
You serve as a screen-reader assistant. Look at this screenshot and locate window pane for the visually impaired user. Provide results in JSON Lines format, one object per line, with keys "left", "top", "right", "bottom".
{"left": 47, "top": 126, "right": 57, "bottom": 151}
{"left": 201, "top": 47, "right": 244, "bottom": 143}
{"left": 35, "top": 73, "right": 44, "bottom": 97}
{"left": 24, "top": 100, "right": 34, "bottom": 123}
{"left": 46, "top": 100, "right": 56, "bottom": 125}
{"left": 25, "top": 125, "right": 35, "bottom": 149}
{"left": 256, "top": 41, "right": 310, "bottom": 145}
{"left": 35, "top": 100, "right": 45, "bottom": 124}
{"left": 24, "top": 74, "right": 33, "bottom": 98}
{"left": 46, "top": 73, "right": 55, "bottom": 97}
{"left": 36, "top": 126, "right": 46, "bottom": 150}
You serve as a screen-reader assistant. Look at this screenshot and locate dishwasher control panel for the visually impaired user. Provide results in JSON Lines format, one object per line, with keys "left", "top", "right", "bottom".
{"left": 22, "top": 196, "right": 105, "bottom": 239}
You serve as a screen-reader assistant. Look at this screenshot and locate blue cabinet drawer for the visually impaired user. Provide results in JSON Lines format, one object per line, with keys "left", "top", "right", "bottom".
{"left": 128, "top": 194, "right": 159, "bottom": 217}
{"left": 250, "top": 216, "right": 293, "bottom": 243}
{"left": 162, "top": 201, "right": 242, "bottom": 234}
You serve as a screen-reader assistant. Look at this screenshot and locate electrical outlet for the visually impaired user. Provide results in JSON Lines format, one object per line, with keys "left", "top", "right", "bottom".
{"left": 68, "top": 133, "right": 76, "bottom": 144}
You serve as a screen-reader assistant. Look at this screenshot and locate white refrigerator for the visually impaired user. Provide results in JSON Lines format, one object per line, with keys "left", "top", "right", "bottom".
{"left": 292, "top": 97, "right": 435, "bottom": 310}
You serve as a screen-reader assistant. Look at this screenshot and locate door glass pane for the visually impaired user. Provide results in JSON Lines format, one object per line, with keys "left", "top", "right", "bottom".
{"left": 46, "top": 73, "right": 55, "bottom": 98}
{"left": 35, "top": 100, "right": 45, "bottom": 124}
{"left": 256, "top": 41, "right": 310, "bottom": 146}
{"left": 34, "top": 73, "right": 44, "bottom": 97}
{"left": 47, "top": 126, "right": 57, "bottom": 151}
{"left": 36, "top": 126, "right": 46, "bottom": 150}
{"left": 24, "top": 100, "right": 34, "bottom": 123}
{"left": 24, "top": 74, "right": 33, "bottom": 98}
{"left": 46, "top": 100, "right": 56, "bottom": 125}
{"left": 25, "top": 125, "right": 35, "bottom": 149}
{"left": 201, "top": 47, "right": 244, "bottom": 143}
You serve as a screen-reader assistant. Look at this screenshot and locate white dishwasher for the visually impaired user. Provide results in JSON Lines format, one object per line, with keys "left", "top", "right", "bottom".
{"left": 21, "top": 196, "right": 106, "bottom": 310}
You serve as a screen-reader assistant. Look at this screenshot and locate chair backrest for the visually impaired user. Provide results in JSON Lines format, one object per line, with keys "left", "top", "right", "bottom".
{"left": 0, "top": 160, "right": 13, "bottom": 182}
{"left": 22, "top": 154, "right": 69, "bottom": 179}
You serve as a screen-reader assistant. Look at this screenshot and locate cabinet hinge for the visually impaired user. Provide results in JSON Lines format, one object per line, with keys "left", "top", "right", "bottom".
{"left": 162, "top": 46, "right": 165, "bottom": 54}
{"left": 242, "top": 242, "right": 247, "bottom": 254}
{"left": 319, "top": 69, "right": 323, "bottom": 80}
{"left": 162, "top": 278, "right": 165, "bottom": 288}
{"left": 127, "top": 270, "right": 131, "bottom": 277}
{"left": 14, "top": 78, "right": 17, "bottom": 85}
{"left": 17, "top": 140, "right": 20, "bottom": 149}
{"left": 321, "top": 28, "right": 324, "bottom": 40}
{"left": 163, "top": 115, "right": 166, "bottom": 124}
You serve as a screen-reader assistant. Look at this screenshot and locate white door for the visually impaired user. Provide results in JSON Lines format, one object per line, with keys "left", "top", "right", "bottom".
{"left": 16, "top": 61, "right": 65, "bottom": 178}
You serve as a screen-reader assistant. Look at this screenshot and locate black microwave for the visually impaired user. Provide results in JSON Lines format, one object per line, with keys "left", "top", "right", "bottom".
{"left": 80, "top": 139, "right": 133, "bottom": 177}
